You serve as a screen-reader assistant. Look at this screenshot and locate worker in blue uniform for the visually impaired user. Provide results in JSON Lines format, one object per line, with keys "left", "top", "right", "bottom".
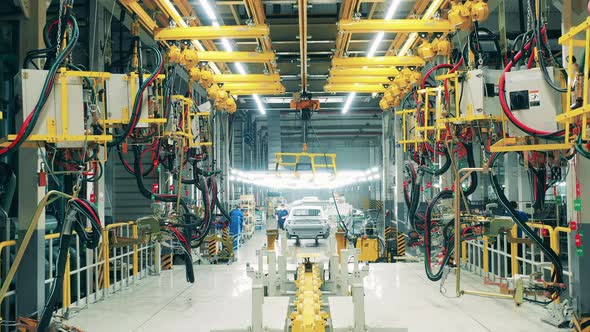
{"left": 276, "top": 204, "right": 289, "bottom": 230}
{"left": 230, "top": 205, "right": 244, "bottom": 248}
{"left": 510, "top": 201, "right": 529, "bottom": 222}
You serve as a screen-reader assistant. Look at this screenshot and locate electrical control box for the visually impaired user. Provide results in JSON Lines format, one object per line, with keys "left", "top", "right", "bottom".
{"left": 106, "top": 74, "right": 149, "bottom": 128}
{"left": 14, "top": 69, "right": 85, "bottom": 147}
{"left": 459, "top": 68, "right": 502, "bottom": 118}
{"left": 504, "top": 67, "right": 561, "bottom": 134}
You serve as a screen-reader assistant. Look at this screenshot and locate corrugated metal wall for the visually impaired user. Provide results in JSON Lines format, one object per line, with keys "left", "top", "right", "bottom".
{"left": 111, "top": 154, "right": 157, "bottom": 222}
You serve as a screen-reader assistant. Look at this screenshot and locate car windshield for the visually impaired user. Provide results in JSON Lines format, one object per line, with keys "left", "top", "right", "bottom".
{"left": 292, "top": 209, "right": 321, "bottom": 217}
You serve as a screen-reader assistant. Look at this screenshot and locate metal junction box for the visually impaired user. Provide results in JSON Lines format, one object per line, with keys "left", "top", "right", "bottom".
{"left": 504, "top": 67, "right": 561, "bottom": 134}
{"left": 459, "top": 68, "right": 503, "bottom": 118}
{"left": 106, "top": 74, "right": 149, "bottom": 128}
{"left": 14, "top": 69, "right": 85, "bottom": 148}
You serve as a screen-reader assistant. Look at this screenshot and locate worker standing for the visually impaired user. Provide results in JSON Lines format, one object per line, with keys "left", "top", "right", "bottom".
{"left": 230, "top": 205, "right": 244, "bottom": 248}
{"left": 276, "top": 204, "right": 289, "bottom": 230}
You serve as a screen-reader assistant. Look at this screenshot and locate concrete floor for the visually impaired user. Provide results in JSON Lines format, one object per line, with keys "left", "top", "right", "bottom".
{"left": 66, "top": 231, "right": 562, "bottom": 332}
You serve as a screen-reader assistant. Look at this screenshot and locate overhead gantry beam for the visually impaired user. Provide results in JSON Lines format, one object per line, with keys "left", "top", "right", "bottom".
{"left": 197, "top": 51, "right": 276, "bottom": 63}
{"left": 332, "top": 56, "right": 425, "bottom": 68}
{"left": 153, "top": 24, "right": 270, "bottom": 41}
{"left": 222, "top": 82, "right": 284, "bottom": 90}
{"left": 324, "top": 84, "right": 386, "bottom": 93}
{"left": 214, "top": 74, "right": 281, "bottom": 83}
{"left": 338, "top": 19, "right": 453, "bottom": 34}
{"left": 329, "top": 68, "right": 400, "bottom": 77}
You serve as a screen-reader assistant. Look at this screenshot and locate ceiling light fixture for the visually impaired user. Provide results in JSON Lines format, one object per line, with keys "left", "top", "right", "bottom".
{"left": 254, "top": 95, "right": 266, "bottom": 115}
{"left": 341, "top": 92, "right": 355, "bottom": 114}
{"left": 199, "top": 0, "right": 217, "bottom": 21}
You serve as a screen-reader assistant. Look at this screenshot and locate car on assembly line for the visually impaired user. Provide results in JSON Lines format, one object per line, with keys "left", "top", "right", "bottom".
{"left": 284, "top": 205, "right": 330, "bottom": 244}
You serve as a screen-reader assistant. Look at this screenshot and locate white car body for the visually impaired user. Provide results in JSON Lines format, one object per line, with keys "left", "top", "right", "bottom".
{"left": 284, "top": 205, "right": 330, "bottom": 240}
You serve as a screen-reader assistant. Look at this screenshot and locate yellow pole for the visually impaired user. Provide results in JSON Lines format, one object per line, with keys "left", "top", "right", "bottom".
{"left": 483, "top": 236, "right": 489, "bottom": 274}
{"left": 510, "top": 224, "right": 518, "bottom": 277}
{"left": 62, "top": 251, "right": 71, "bottom": 310}
{"left": 132, "top": 225, "right": 139, "bottom": 277}
{"left": 61, "top": 71, "right": 69, "bottom": 137}
{"left": 102, "top": 228, "right": 110, "bottom": 289}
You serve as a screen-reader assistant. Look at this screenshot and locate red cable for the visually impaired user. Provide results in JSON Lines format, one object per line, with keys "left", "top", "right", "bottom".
{"left": 74, "top": 198, "right": 102, "bottom": 228}
{"left": 165, "top": 225, "right": 190, "bottom": 251}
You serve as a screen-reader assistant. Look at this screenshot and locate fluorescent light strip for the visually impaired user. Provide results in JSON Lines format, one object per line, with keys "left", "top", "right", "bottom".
{"left": 253, "top": 95, "right": 266, "bottom": 114}
{"left": 199, "top": 0, "right": 217, "bottom": 20}
{"left": 341, "top": 93, "right": 355, "bottom": 114}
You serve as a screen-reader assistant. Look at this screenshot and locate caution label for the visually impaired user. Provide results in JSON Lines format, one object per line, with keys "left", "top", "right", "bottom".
{"left": 529, "top": 90, "right": 540, "bottom": 107}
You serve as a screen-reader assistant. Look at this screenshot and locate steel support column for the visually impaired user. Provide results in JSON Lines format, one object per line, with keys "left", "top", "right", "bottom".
{"left": 16, "top": 0, "right": 47, "bottom": 319}
{"left": 382, "top": 111, "right": 394, "bottom": 232}
{"left": 392, "top": 110, "right": 405, "bottom": 230}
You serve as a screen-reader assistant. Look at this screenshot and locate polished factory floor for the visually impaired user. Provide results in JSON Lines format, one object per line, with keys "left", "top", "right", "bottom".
{"left": 67, "top": 231, "right": 561, "bottom": 332}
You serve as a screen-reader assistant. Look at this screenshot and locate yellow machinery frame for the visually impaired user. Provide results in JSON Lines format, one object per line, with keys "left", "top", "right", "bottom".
{"left": 558, "top": 16, "right": 590, "bottom": 143}
{"left": 6, "top": 69, "right": 113, "bottom": 147}
{"left": 102, "top": 73, "right": 168, "bottom": 126}
{"left": 275, "top": 152, "right": 337, "bottom": 176}
{"left": 163, "top": 95, "right": 212, "bottom": 148}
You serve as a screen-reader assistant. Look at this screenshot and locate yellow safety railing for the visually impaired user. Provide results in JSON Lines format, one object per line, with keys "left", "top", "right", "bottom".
{"left": 463, "top": 222, "right": 573, "bottom": 294}
{"left": 0, "top": 221, "right": 157, "bottom": 322}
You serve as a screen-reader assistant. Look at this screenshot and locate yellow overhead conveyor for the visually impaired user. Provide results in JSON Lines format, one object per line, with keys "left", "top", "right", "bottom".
{"left": 338, "top": 19, "right": 453, "bottom": 34}
{"left": 153, "top": 24, "right": 270, "bottom": 41}
{"left": 329, "top": 67, "right": 400, "bottom": 77}
{"left": 331, "top": 56, "right": 425, "bottom": 68}
{"left": 324, "top": 84, "right": 386, "bottom": 93}
{"left": 213, "top": 74, "right": 281, "bottom": 83}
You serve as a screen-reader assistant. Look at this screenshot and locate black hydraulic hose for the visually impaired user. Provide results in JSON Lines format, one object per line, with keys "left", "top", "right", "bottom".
{"left": 529, "top": 0, "right": 566, "bottom": 93}
{"left": 490, "top": 152, "right": 563, "bottom": 284}
{"left": 463, "top": 142, "right": 478, "bottom": 196}
{"left": 131, "top": 146, "right": 192, "bottom": 213}
{"left": 108, "top": 45, "right": 163, "bottom": 148}
{"left": 331, "top": 191, "right": 349, "bottom": 237}
{"left": 38, "top": 232, "right": 73, "bottom": 331}
{"left": 424, "top": 189, "right": 455, "bottom": 281}
{"left": 473, "top": 26, "right": 503, "bottom": 69}
{"left": 419, "top": 147, "right": 451, "bottom": 176}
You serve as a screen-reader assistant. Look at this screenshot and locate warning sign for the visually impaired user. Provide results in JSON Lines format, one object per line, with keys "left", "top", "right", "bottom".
{"left": 529, "top": 90, "right": 540, "bottom": 107}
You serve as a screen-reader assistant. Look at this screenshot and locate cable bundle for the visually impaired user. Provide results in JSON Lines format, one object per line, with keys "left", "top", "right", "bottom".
{"left": 0, "top": 15, "right": 79, "bottom": 156}
{"left": 162, "top": 226, "right": 195, "bottom": 283}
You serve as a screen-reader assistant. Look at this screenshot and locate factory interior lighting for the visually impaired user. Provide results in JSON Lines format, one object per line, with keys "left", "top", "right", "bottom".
{"left": 229, "top": 167, "right": 381, "bottom": 190}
